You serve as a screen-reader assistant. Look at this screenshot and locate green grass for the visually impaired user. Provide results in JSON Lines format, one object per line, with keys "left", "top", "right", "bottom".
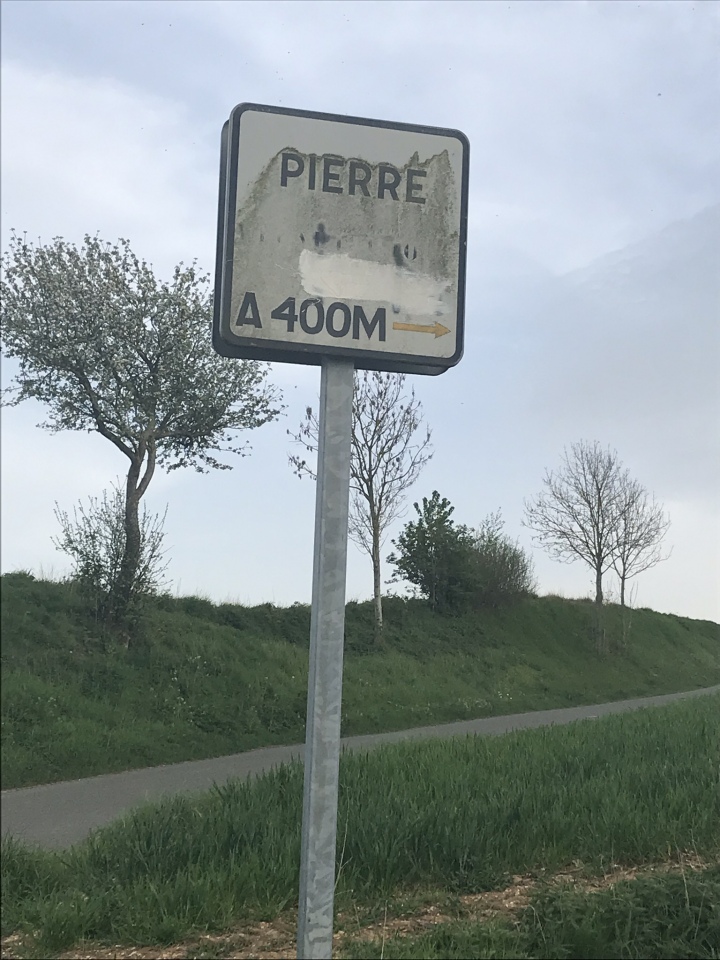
{"left": 1, "top": 570, "right": 719, "bottom": 788}
{"left": 2, "top": 696, "right": 718, "bottom": 956}
{"left": 342, "top": 866, "right": 720, "bottom": 958}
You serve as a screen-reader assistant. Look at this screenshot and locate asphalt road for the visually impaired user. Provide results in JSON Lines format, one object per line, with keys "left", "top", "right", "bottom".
{"left": 3, "top": 684, "right": 718, "bottom": 849}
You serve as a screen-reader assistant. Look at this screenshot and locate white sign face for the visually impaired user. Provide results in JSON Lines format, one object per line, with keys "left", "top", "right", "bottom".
{"left": 213, "top": 104, "right": 469, "bottom": 375}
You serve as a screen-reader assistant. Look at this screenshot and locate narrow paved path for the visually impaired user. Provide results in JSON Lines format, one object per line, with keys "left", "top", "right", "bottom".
{"left": 3, "top": 685, "right": 717, "bottom": 849}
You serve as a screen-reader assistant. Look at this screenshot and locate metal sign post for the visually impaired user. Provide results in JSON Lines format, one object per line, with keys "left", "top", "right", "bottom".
{"left": 212, "top": 101, "right": 468, "bottom": 960}
{"left": 296, "top": 357, "right": 354, "bottom": 959}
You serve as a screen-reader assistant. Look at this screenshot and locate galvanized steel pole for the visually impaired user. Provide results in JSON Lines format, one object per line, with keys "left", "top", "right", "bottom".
{"left": 297, "top": 357, "right": 354, "bottom": 960}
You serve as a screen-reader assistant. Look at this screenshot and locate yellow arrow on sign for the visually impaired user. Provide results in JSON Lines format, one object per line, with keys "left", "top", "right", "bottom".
{"left": 392, "top": 320, "right": 451, "bottom": 338}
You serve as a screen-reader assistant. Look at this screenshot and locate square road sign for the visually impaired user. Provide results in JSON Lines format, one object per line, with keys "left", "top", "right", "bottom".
{"left": 213, "top": 103, "right": 469, "bottom": 375}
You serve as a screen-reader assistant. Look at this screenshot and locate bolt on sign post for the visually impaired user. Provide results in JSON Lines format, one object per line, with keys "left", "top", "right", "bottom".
{"left": 213, "top": 103, "right": 469, "bottom": 959}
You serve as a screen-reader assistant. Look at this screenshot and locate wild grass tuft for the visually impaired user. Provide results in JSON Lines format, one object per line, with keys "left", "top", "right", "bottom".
{"left": 343, "top": 865, "right": 720, "bottom": 959}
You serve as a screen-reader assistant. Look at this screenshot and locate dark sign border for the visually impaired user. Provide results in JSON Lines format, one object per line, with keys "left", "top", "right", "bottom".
{"left": 213, "top": 103, "right": 469, "bottom": 376}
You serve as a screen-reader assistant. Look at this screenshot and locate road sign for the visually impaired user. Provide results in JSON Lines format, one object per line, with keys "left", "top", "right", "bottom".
{"left": 213, "top": 103, "right": 469, "bottom": 375}
{"left": 212, "top": 103, "right": 469, "bottom": 960}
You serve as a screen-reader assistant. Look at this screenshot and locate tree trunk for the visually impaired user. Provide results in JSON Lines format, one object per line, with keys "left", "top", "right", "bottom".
{"left": 371, "top": 523, "right": 383, "bottom": 640}
{"left": 620, "top": 571, "right": 632, "bottom": 647}
{"left": 594, "top": 564, "right": 606, "bottom": 655}
{"left": 594, "top": 565, "right": 604, "bottom": 605}
{"left": 113, "top": 458, "right": 143, "bottom": 633}
{"left": 113, "top": 439, "right": 156, "bottom": 644}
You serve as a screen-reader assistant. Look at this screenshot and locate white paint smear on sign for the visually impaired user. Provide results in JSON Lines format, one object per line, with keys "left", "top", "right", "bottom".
{"left": 299, "top": 250, "right": 448, "bottom": 315}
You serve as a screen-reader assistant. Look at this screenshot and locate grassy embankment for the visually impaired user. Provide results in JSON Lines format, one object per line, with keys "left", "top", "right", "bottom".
{"left": 1, "top": 695, "right": 718, "bottom": 958}
{"left": 1, "top": 570, "right": 718, "bottom": 789}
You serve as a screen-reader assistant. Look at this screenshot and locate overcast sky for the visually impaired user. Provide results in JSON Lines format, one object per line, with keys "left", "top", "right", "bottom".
{"left": 2, "top": 0, "right": 719, "bottom": 622}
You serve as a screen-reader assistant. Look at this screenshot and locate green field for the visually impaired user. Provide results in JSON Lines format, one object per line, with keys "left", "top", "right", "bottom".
{"left": 1, "top": 571, "right": 719, "bottom": 789}
{"left": 2, "top": 696, "right": 718, "bottom": 958}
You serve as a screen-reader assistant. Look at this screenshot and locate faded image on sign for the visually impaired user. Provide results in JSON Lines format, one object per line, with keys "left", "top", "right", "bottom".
{"left": 213, "top": 104, "right": 469, "bottom": 374}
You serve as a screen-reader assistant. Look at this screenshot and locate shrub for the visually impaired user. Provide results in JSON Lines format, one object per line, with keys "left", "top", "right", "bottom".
{"left": 53, "top": 482, "right": 168, "bottom": 629}
{"left": 387, "top": 492, "right": 475, "bottom": 611}
{"left": 388, "top": 495, "right": 535, "bottom": 612}
{"left": 468, "top": 511, "right": 536, "bottom": 607}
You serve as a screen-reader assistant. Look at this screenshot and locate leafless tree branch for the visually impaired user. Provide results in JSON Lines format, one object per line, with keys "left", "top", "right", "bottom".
{"left": 288, "top": 370, "right": 433, "bottom": 634}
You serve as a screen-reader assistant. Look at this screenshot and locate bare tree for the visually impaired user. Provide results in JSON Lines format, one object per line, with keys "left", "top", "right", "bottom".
{"left": 523, "top": 441, "right": 626, "bottom": 651}
{"left": 289, "top": 370, "right": 433, "bottom": 635}
{"left": 612, "top": 478, "right": 670, "bottom": 608}
{"left": 1, "top": 233, "right": 281, "bottom": 637}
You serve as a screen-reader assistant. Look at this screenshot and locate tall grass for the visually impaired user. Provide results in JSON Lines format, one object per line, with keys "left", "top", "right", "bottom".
{"left": 2, "top": 696, "right": 718, "bottom": 955}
